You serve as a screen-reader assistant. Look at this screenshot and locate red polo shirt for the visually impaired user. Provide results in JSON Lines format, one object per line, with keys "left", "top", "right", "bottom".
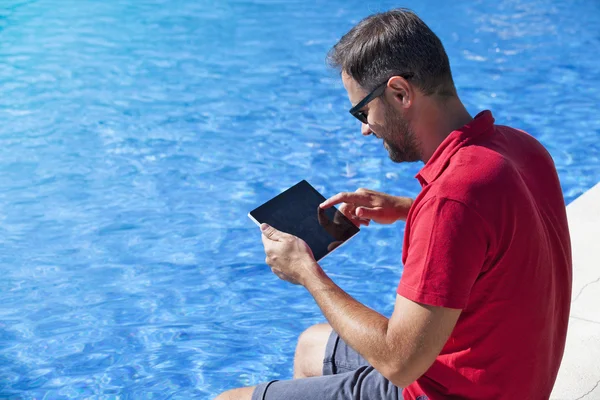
{"left": 398, "top": 111, "right": 572, "bottom": 400}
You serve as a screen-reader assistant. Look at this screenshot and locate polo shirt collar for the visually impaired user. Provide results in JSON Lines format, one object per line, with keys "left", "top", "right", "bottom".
{"left": 416, "top": 110, "right": 495, "bottom": 186}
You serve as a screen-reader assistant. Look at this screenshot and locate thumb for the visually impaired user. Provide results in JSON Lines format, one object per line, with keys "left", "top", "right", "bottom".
{"left": 260, "top": 223, "right": 284, "bottom": 241}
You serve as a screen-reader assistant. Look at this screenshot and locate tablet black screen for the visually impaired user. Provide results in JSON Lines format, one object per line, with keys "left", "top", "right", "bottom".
{"left": 249, "top": 180, "right": 360, "bottom": 261}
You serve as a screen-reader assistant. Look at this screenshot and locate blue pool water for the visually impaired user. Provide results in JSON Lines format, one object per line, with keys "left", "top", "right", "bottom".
{"left": 1, "top": 0, "right": 599, "bottom": 398}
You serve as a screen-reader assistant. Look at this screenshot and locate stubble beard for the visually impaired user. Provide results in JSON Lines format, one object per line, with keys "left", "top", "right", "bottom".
{"left": 381, "top": 105, "right": 422, "bottom": 163}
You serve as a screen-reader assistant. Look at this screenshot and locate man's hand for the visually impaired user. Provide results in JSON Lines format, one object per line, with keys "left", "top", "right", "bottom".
{"left": 320, "top": 188, "right": 414, "bottom": 226}
{"left": 260, "top": 223, "right": 323, "bottom": 286}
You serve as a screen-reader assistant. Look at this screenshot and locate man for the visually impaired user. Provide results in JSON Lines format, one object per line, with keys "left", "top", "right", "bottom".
{"left": 216, "top": 8, "right": 571, "bottom": 400}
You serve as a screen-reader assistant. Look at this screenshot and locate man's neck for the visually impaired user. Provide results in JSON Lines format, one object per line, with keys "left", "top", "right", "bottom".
{"left": 413, "top": 96, "right": 473, "bottom": 163}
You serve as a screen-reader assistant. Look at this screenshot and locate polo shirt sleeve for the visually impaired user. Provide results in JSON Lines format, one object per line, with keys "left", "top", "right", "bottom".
{"left": 397, "top": 196, "right": 489, "bottom": 309}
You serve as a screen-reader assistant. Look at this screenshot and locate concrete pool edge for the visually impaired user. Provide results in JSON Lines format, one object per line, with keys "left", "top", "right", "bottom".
{"left": 551, "top": 181, "right": 600, "bottom": 400}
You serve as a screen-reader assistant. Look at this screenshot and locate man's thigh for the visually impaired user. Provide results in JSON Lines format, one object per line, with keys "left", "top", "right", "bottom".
{"left": 322, "top": 328, "right": 369, "bottom": 375}
{"left": 252, "top": 367, "right": 403, "bottom": 400}
{"left": 252, "top": 331, "right": 403, "bottom": 400}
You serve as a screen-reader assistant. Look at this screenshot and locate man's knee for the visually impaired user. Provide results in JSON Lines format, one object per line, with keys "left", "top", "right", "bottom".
{"left": 293, "top": 323, "right": 333, "bottom": 379}
{"left": 213, "top": 386, "right": 256, "bottom": 400}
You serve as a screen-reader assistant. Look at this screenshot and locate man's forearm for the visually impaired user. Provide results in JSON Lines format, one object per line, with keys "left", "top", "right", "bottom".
{"left": 303, "top": 267, "right": 404, "bottom": 381}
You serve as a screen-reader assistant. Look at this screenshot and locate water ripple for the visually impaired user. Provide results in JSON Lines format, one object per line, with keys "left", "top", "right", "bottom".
{"left": 0, "top": 0, "right": 598, "bottom": 398}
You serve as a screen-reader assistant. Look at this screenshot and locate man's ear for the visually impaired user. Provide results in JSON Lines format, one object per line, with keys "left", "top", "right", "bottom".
{"left": 387, "top": 76, "right": 413, "bottom": 108}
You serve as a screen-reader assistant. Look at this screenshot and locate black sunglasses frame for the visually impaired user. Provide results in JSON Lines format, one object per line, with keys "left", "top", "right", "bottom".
{"left": 349, "top": 73, "right": 414, "bottom": 124}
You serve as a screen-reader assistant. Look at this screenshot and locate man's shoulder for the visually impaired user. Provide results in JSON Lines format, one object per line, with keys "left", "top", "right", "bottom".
{"left": 416, "top": 123, "right": 558, "bottom": 215}
{"left": 418, "top": 147, "right": 521, "bottom": 220}
{"left": 430, "top": 147, "right": 516, "bottom": 206}
{"left": 443, "top": 125, "right": 552, "bottom": 190}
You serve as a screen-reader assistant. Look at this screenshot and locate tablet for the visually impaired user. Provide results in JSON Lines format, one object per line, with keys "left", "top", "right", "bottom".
{"left": 248, "top": 180, "right": 360, "bottom": 261}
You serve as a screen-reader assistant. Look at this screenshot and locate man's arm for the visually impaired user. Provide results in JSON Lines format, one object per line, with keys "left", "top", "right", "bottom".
{"left": 305, "top": 270, "right": 461, "bottom": 388}
{"left": 259, "top": 206, "right": 475, "bottom": 388}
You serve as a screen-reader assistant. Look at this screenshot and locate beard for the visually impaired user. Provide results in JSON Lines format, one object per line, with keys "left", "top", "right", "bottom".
{"left": 379, "top": 105, "right": 421, "bottom": 163}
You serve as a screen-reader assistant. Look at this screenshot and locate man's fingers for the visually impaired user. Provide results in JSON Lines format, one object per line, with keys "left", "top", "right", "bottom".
{"left": 260, "top": 223, "right": 285, "bottom": 241}
{"left": 320, "top": 191, "right": 368, "bottom": 209}
{"left": 338, "top": 203, "right": 370, "bottom": 227}
{"left": 338, "top": 203, "right": 356, "bottom": 218}
{"left": 355, "top": 206, "right": 382, "bottom": 220}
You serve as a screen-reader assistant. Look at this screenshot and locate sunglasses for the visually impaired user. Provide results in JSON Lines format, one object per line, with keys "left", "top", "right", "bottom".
{"left": 349, "top": 73, "right": 414, "bottom": 124}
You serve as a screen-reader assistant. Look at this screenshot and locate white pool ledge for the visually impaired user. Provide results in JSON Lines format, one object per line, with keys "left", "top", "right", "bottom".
{"left": 551, "top": 181, "right": 600, "bottom": 399}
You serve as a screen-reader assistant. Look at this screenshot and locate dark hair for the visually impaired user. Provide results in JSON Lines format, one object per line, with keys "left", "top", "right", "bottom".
{"left": 328, "top": 8, "right": 456, "bottom": 97}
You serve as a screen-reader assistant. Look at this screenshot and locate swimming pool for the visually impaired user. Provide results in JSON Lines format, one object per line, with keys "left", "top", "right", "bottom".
{"left": 0, "top": 0, "right": 598, "bottom": 398}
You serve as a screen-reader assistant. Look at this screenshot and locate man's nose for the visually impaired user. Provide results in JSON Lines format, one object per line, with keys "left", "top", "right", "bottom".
{"left": 361, "top": 123, "right": 372, "bottom": 136}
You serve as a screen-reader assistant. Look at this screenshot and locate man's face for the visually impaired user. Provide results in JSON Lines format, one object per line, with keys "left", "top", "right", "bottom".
{"left": 342, "top": 72, "right": 421, "bottom": 163}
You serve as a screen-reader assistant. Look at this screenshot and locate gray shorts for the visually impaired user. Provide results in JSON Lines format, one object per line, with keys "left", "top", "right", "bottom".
{"left": 251, "top": 330, "right": 404, "bottom": 400}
